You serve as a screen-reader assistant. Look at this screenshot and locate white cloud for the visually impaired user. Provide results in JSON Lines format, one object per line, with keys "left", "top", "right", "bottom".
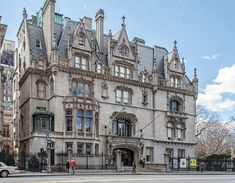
{"left": 201, "top": 54, "right": 220, "bottom": 60}
{"left": 197, "top": 64, "right": 235, "bottom": 112}
{"left": 83, "top": 5, "right": 87, "bottom": 9}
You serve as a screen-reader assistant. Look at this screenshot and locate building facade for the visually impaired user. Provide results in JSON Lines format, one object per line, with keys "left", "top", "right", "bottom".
{"left": 15, "top": 0, "right": 198, "bottom": 167}
{"left": 1, "top": 39, "right": 15, "bottom": 154}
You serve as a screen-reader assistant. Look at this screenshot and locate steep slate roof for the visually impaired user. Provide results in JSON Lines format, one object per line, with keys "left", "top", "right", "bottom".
{"left": 154, "top": 46, "right": 168, "bottom": 79}
{"left": 58, "top": 19, "right": 78, "bottom": 58}
{"left": 137, "top": 44, "right": 154, "bottom": 74}
{"left": 27, "top": 23, "right": 47, "bottom": 61}
{"left": 27, "top": 15, "right": 193, "bottom": 85}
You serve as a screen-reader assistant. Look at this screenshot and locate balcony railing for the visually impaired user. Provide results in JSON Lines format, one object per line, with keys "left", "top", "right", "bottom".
{"left": 111, "top": 135, "right": 141, "bottom": 144}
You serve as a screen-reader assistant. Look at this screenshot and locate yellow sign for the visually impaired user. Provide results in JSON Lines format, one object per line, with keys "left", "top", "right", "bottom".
{"left": 190, "top": 159, "right": 197, "bottom": 168}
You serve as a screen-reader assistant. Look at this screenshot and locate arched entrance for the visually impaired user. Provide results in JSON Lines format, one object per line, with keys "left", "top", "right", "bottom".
{"left": 113, "top": 148, "right": 134, "bottom": 166}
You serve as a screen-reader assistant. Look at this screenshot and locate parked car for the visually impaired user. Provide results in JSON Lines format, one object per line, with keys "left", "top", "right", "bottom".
{"left": 0, "top": 162, "right": 19, "bottom": 178}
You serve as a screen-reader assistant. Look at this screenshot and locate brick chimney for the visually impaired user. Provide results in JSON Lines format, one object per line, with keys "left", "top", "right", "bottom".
{"left": 95, "top": 9, "right": 104, "bottom": 52}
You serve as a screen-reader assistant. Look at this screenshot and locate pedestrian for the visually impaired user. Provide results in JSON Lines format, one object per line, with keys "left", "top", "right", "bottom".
{"left": 66, "top": 160, "right": 70, "bottom": 173}
{"left": 69, "top": 158, "right": 77, "bottom": 175}
{"left": 132, "top": 161, "right": 136, "bottom": 174}
{"left": 200, "top": 162, "right": 205, "bottom": 173}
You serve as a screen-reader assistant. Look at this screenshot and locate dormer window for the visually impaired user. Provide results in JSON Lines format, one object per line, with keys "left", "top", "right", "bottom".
{"left": 96, "top": 63, "right": 102, "bottom": 73}
{"left": 78, "top": 33, "right": 85, "bottom": 46}
{"left": 36, "top": 40, "right": 41, "bottom": 48}
{"left": 142, "top": 74, "right": 147, "bottom": 82}
{"left": 75, "top": 56, "right": 88, "bottom": 70}
{"left": 115, "top": 65, "right": 131, "bottom": 79}
{"left": 170, "top": 77, "right": 180, "bottom": 88}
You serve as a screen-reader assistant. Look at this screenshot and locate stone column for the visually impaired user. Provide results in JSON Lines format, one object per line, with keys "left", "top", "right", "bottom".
{"left": 68, "top": 147, "right": 72, "bottom": 161}
{"left": 116, "top": 149, "right": 122, "bottom": 172}
{"left": 46, "top": 147, "right": 51, "bottom": 173}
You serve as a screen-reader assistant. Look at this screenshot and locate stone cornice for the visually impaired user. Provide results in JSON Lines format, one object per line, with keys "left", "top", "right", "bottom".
{"left": 19, "top": 65, "right": 197, "bottom": 97}
{"left": 153, "top": 139, "right": 196, "bottom": 146}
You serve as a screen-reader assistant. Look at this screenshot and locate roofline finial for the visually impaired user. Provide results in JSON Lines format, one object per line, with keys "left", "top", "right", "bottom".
{"left": 122, "top": 15, "right": 126, "bottom": 27}
{"left": 23, "top": 7, "right": 28, "bottom": 19}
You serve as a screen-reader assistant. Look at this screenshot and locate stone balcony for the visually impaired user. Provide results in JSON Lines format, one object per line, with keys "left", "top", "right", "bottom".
{"left": 166, "top": 111, "right": 188, "bottom": 119}
{"left": 110, "top": 135, "right": 141, "bottom": 145}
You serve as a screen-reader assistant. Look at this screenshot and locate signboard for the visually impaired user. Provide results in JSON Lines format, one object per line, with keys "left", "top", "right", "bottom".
{"left": 179, "top": 158, "right": 187, "bottom": 168}
{"left": 190, "top": 159, "right": 197, "bottom": 168}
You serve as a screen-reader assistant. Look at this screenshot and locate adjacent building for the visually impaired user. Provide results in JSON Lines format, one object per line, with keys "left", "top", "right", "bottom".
{"left": 0, "top": 17, "right": 8, "bottom": 151}
{"left": 15, "top": 0, "right": 198, "bottom": 167}
{"left": 1, "top": 39, "right": 15, "bottom": 154}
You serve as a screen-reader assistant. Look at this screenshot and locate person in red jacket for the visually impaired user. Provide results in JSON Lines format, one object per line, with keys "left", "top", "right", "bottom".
{"left": 69, "top": 158, "right": 77, "bottom": 175}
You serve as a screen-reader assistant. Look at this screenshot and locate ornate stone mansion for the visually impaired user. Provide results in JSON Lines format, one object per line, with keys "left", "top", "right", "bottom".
{"left": 15, "top": 0, "right": 198, "bottom": 167}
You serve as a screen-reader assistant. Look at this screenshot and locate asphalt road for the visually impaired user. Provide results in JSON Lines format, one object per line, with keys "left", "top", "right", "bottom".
{"left": 2, "top": 174, "right": 235, "bottom": 183}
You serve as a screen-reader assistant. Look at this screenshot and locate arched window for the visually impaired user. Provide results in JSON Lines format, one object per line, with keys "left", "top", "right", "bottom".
{"left": 66, "top": 109, "right": 73, "bottom": 132}
{"left": 177, "top": 123, "right": 185, "bottom": 140}
{"left": 167, "top": 122, "right": 175, "bottom": 140}
{"left": 114, "top": 117, "right": 132, "bottom": 137}
{"left": 170, "top": 100, "right": 181, "bottom": 112}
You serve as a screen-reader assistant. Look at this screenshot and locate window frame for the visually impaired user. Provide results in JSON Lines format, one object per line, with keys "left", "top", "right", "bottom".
{"left": 167, "top": 122, "right": 175, "bottom": 140}
{"left": 74, "top": 55, "right": 88, "bottom": 70}
{"left": 66, "top": 109, "right": 73, "bottom": 132}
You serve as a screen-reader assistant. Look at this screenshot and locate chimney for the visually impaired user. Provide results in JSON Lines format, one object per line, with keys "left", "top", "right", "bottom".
{"left": 95, "top": 9, "right": 104, "bottom": 52}
{"left": 42, "top": 0, "right": 56, "bottom": 60}
{"left": 83, "top": 16, "right": 92, "bottom": 29}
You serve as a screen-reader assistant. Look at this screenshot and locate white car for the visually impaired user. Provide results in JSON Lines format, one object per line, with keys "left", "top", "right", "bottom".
{"left": 0, "top": 162, "right": 19, "bottom": 178}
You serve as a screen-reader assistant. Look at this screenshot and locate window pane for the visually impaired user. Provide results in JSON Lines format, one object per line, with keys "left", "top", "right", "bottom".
{"left": 77, "top": 110, "right": 83, "bottom": 131}
{"left": 97, "top": 64, "right": 102, "bottom": 73}
{"left": 120, "top": 67, "right": 125, "bottom": 78}
{"left": 77, "top": 83, "right": 84, "bottom": 96}
{"left": 81, "top": 58, "right": 87, "bottom": 70}
{"left": 86, "top": 143, "right": 92, "bottom": 154}
{"left": 75, "top": 57, "right": 80, "bottom": 68}
{"left": 123, "top": 91, "right": 129, "bottom": 104}
{"left": 86, "top": 111, "right": 92, "bottom": 132}
{"left": 115, "top": 66, "right": 119, "bottom": 76}
{"left": 84, "top": 84, "right": 90, "bottom": 97}
{"left": 126, "top": 68, "right": 130, "bottom": 78}
{"left": 116, "top": 90, "right": 122, "bottom": 102}
{"left": 72, "top": 81, "right": 77, "bottom": 96}
{"left": 77, "top": 143, "right": 83, "bottom": 154}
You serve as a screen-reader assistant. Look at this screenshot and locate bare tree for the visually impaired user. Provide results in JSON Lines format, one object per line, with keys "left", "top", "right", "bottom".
{"left": 196, "top": 121, "right": 231, "bottom": 157}
{"left": 195, "top": 105, "right": 218, "bottom": 137}
{"left": 196, "top": 106, "right": 234, "bottom": 158}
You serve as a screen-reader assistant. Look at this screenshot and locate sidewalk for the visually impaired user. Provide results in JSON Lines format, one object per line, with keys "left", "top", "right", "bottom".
{"left": 11, "top": 170, "right": 235, "bottom": 177}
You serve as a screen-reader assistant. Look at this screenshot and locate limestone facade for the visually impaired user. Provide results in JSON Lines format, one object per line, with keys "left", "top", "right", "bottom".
{"left": 15, "top": 0, "right": 198, "bottom": 166}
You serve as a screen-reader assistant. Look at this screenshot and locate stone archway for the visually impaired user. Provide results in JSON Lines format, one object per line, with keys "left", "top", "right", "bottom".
{"left": 112, "top": 144, "right": 141, "bottom": 167}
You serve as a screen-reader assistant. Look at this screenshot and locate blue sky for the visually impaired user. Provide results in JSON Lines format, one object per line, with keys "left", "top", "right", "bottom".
{"left": 1, "top": 0, "right": 235, "bottom": 120}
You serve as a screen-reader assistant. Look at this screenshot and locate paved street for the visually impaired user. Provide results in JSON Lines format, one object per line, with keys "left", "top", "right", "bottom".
{"left": 3, "top": 174, "right": 235, "bottom": 183}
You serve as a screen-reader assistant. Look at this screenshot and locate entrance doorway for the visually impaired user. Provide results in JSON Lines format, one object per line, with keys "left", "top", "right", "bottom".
{"left": 114, "top": 148, "right": 134, "bottom": 166}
